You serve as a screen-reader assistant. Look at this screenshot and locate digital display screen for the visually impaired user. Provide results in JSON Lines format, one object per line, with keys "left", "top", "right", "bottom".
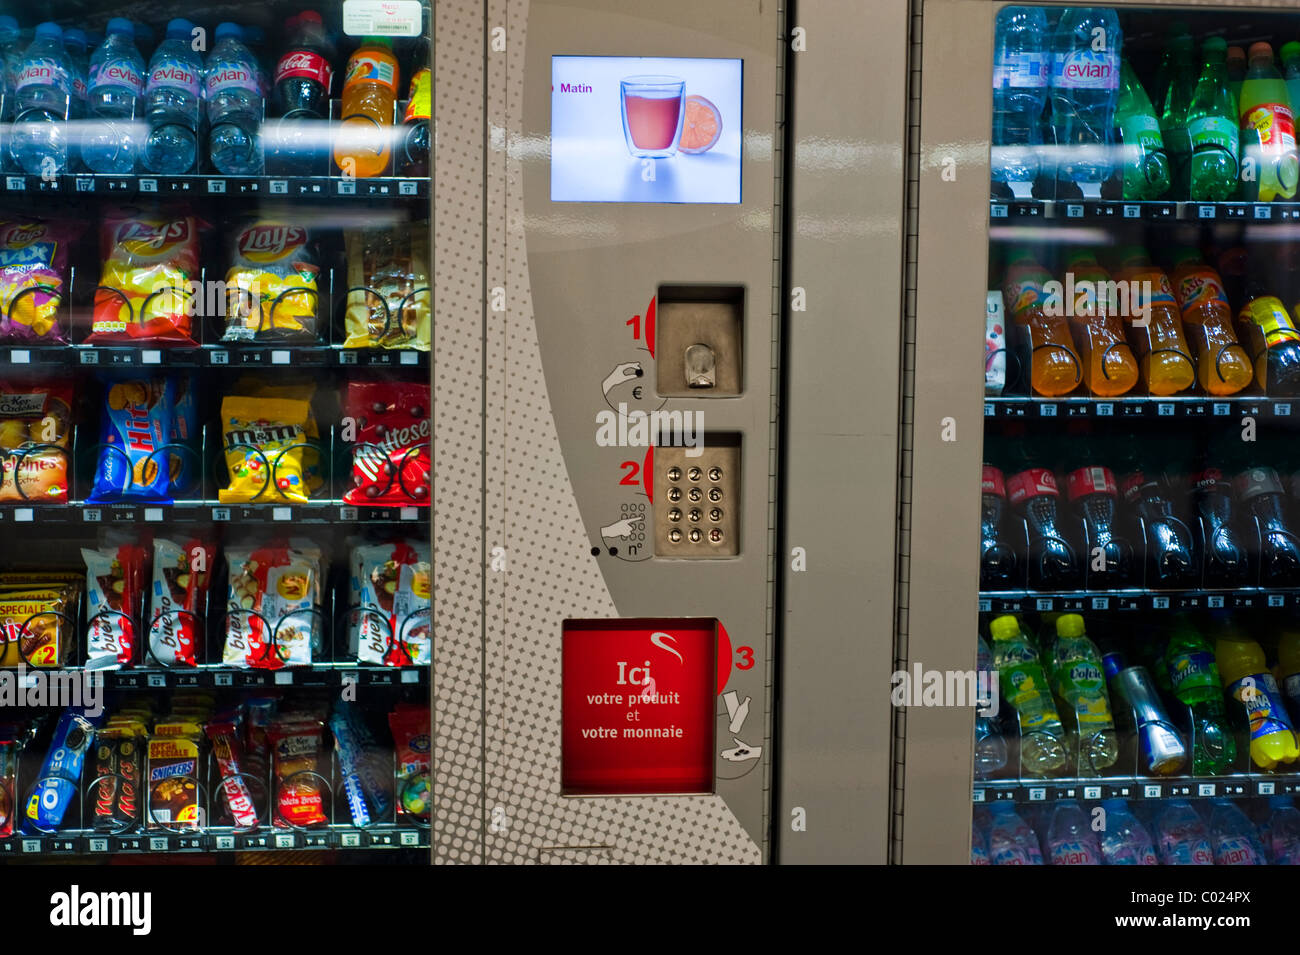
{"left": 551, "top": 56, "right": 743, "bottom": 204}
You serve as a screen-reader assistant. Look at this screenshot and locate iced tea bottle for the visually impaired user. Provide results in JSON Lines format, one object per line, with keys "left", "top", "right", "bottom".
{"left": 333, "top": 37, "right": 399, "bottom": 177}
{"left": 1170, "top": 249, "right": 1253, "bottom": 395}
{"left": 1064, "top": 250, "right": 1139, "bottom": 397}
{"left": 1114, "top": 246, "right": 1195, "bottom": 395}
{"left": 1002, "top": 248, "right": 1081, "bottom": 397}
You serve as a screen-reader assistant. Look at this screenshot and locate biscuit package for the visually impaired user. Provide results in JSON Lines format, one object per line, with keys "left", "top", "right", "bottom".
{"left": 223, "top": 220, "right": 320, "bottom": 342}
{"left": 0, "top": 219, "right": 79, "bottom": 344}
{"left": 343, "top": 223, "right": 430, "bottom": 350}
{"left": 350, "top": 540, "right": 431, "bottom": 666}
{"left": 83, "top": 537, "right": 148, "bottom": 669}
{"left": 26, "top": 707, "right": 105, "bottom": 832}
{"left": 90, "top": 213, "right": 200, "bottom": 345}
{"left": 147, "top": 537, "right": 214, "bottom": 668}
{"left": 223, "top": 539, "right": 323, "bottom": 669}
{"left": 219, "top": 395, "right": 313, "bottom": 504}
{"left": 270, "top": 714, "right": 328, "bottom": 827}
{"left": 89, "top": 376, "right": 177, "bottom": 503}
{"left": 0, "top": 380, "right": 73, "bottom": 504}
{"left": 342, "top": 381, "right": 430, "bottom": 506}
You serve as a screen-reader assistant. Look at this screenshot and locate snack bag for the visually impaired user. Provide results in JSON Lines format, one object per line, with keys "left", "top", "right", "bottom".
{"left": 224, "top": 539, "right": 322, "bottom": 669}
{"left": 25, "top": 708, "right": 105, "bottom": 832}
{"left": 83, "top": 538, "right": 148, "bottom": 669}
{"left": 0, "top": 721, "right": 34, "bottom": 836}
{"left": 219, "top": 395, "right": 312, "bottom": 504}
{"left": 0, "top": 580, "right": 80, "bottom": 667}
{"left": 89, "top": 376, "right": 177, "bottom": 503}
{"left": 269, "top": 717, "right": 327, "bottom": 827}
{"left": 389, "top": 704, "right": 430, "bottom": 821}
{"left": 147, "top": 537, "right": 214, "bottom": 668}
{"left": 229, "top": 376, "right": 325, "bottom": 495}
{"left": 351, "top": 540, "right": 431, "bottom": 666}
{"left": 0, "top": 380, "right": 73, "bottom": 504}
{"left": 343, "top": 223, "right": 430, "bottom": 350}
{"left": 90, "top": 213, "right": 200, "bottom": 345}
{"left": 223, "top": 220, "right": 319, "bottom": 342}
{"left": 342, "top": 381, "right": 430, "bottom": 506}
{"left": 330, "top": 701, "right": 394, "bottom": 826}
{"left": 168, "top": 377, "right": 199, "bottom": 493}
{"left": 0, "top": 219, "right": 80, "bottom": 344}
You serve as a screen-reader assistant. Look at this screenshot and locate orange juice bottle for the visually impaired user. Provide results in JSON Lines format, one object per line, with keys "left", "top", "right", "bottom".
{"left": 1002, "top": 249, "right": 1081, "bottom": 397}
{"left": 1170, "top": 249, "right": 1253, "bottom": 395}
{"left": 1064, "top": 251, "right": 1139, "bottom": 397}
{"left": 1114, "top": 246, "right": 1196, "bottom": 395}
{"left": 333, "top": 37, "right": 399, "bottom": 177}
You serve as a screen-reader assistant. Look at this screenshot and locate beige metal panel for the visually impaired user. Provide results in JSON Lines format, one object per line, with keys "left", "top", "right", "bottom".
{"left": 776, "top": 0, "right": 909, "bottom": 865}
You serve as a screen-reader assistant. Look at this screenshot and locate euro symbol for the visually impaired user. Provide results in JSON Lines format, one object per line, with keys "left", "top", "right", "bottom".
{"left": 632, "top": 386, "right": 643, "bottom": 400}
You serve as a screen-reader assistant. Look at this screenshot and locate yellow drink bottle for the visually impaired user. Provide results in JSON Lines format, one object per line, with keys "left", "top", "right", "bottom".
{"left": 1217, "top": 633, "right": 1300, "bottom": 769}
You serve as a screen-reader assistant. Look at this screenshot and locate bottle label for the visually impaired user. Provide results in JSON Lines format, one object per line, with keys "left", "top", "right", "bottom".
{"left": 89, "top": 59, "right": 144, "bottom": 96}
{"left": 1003, "top": 260, "right": 1051, "bottom": 322}
{"left": 1175, "top": 269, "right": 1229, "bottom": 317}
{"left": 1121, "top": 267, "right": 1178, "bottom": 310}
{"left": 1121, "top": 113, "right": 1163, "bottom": 149}
{"left": 1006, "top": 467, "right": 1058, "bottom": 505}
{"left": 15, "top": 59, "right": 70, "bottom": 95}
{"left": 1190, "top": 115, "right": 1240, "bottom": 163}
{"left": 1066, "top": 465, "right": 1116, "bottom": 501}
{"left": 1168, "top": 650, "right": 1219, "bottom": 696}
{"left": 1049, "top": 840, "right": 1100, "bottom": 865}
{"left": 1214, "top": 834, "right": 1261, "bottom": 866}
{"left": 1227, "top": 672, "right": 1295, "bottom": 743}
{"left": 981, "top": 465, "right": 1006, "bottom": 497}
{"left": 1053, "top": 49, "right": 1119, "bottom": 90}
{"left": 990, "top": 844, "right": 1034, "bottom": 865}
{"left": 1242, "top": 102, "right": 1298, "bottom": 153}
{"left": 1057, "top": 659, "right": 1112, "bottom": 727}
{"left": 146, "top": 62, "right": 200, "bottom": 97}
{"left": 344, "top": 53, "right": 398, "bottom": 93}
{"left": 205, "top": 63, "right": 260, "bottom": 98}
{"left": 404, "top": 68, "right": 431, "bottom": 122}
{"left": 274, "top": 51, "right": 334, "bottom": 92}
{"left": 993, "top": 51, "right": 1048, "bottom": 89}
{"left": 1233, "top": 466, "right": 1285, "bottom": 502}
{"left": 1241, "top": 295, "right": 1300, "bottom": 349}
{"left": 1160, "top": 831, "right": 1213, "bottom": 865}
{"left": 1191, "top": 466, "right": 1225, "bottom": 491}
{"left": 1106, "top": 842, "right": 1159, "bottom": 865}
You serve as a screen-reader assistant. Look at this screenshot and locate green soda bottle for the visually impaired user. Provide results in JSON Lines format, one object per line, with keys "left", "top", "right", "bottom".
{"left": 1048, "top": 614, "right": 1118, "bottom": 775}
{"left": 989, "top": 614, "right": 1067, "bottom": 776}
{"left": 1281, "top": 42, "right": 1300, "bottom": 121}
{"left": 1188, "top": 37, "right": 1241, "bottom": 201}
{"left": 1159, "top": 28, "right": 1197, "bottom": 197}
{"left": 1117, "top": 59, "right": 1171, "bottom": 199}
{"left": 1165, "top": 618, "right": 1237, "bottom": 775}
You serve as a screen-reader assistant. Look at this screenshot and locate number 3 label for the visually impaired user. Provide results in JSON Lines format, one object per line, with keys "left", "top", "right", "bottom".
{"left": 735, "top": 646, "right": 754, "bottom": 670}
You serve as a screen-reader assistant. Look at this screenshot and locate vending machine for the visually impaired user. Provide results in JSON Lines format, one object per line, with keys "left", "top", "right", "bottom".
{"left": 910, "top": 0, "right": 1300, "bottom": 865}
{"left": 0, "top": 0, "right": 432, "bottom": 863}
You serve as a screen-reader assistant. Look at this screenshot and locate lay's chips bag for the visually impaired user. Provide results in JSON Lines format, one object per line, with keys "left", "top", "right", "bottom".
{"left": 90, "top": 213, "right": 200, "bottom": 345}
{"left": 223, "top": 220, "right": 319, "bottom": 342}
{"left": 0, "top": 219, "right": 80, "bottom": 344}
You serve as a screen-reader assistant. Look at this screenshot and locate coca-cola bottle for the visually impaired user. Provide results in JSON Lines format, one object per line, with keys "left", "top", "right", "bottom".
{"left": 1062, "top": 427, "right": 1134, "bottom": 588}
{"left": 268, "top": 10, "right": 334, "bottom": 175}
{"left": 1119, "top": 436, "right": 1199, "bottom": 588}
{"left": 1006, "top": 441, "right": 1081, "bottom": 590}
{"left": 1192, "top": 440, "right": 1252, "bottom": 587}
{"left": 1235, "top": 463, "right": 1300, "bottom": 587}
{"left": 981, "top": 456, "right": 1021, "bottom": 591}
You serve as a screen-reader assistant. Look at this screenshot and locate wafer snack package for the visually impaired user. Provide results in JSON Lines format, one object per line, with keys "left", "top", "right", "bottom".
{"left": 0, "top": 380, "right": 73, "bottom": 504}
{"left": 83, "top": 538, "right": 148, "bottom": 669}
{"left": 223, "top": 220, "right": 319, "bottom": 342}
{"left": 90, "top": 213, "right": 200, "bottom": 345}
{"left": 223, "top": 539, "right": 322, "bottom": 669}
{"left": 343, "top": 223, "right": 430, "bottom": 350}
{"left": 351, "top": 540, "right": 430, "bottom": 666}
{"left": 219, "top": 396, "right": 312, "bottom": 504}
{"left": 147, "top": 537, "right": 214, "bottom": 667}
{"left": 89, "top": 376, "right": 177, "bottom": 503}
{"left": 206, "top": 715, "right": 260, "bottom": 830}
{"left": 342, "top": 381, "right": 430, "bottom": 506}
{"left": 0, "top": 219, "right": 80, "bottom": 344}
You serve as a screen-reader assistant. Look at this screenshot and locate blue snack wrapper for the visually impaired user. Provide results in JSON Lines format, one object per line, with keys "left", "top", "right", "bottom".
{"left": 89, "top": 376, "right": 177, "bottom": 503}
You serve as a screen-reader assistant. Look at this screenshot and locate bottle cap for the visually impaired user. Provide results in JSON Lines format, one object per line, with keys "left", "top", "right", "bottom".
{"left": 1203, "top": 36, "right": 1227, "bottom": 57}
{"left": 165, "top": 19, "right": 192, "bottom": 39}
{"left": 1228, "top": 45, "right": 1246, "bottom": 63}
{"left": 1249, "top": 41, "right": 1274, "bottom": 63}
{"left": 299, "top": 11, "right": 324, "bottom": 27}
{"left": 1283, "top": 41, "right": 1300, "bottom": 64}
{"left": 215, "top": 22, "right": 242, "bottom": 42}
{"left": 0, "top": 15, "right": 17, "bottom": 36}
{"left": 989, "top": 614, "right": 1022, "bottom": 641}
{"left": 35, "top": 22, "right": 62, "bottom": 40}
{"left": 63, "top": 28, "right": 87, "bottom": 50}
{"left": 107, "top": 18, "right": 134, "bottom": 37}
{"left": 1056, "top": 614, "right": 1085, "bottom": 639}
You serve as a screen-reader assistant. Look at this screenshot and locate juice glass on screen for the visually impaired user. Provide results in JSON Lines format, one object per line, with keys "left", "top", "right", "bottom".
{"left": 620, "top": 76, "right": 685, "bottom": 158}
{"left": 333, "top": 37, "right": 399, "bottom": 178}
{"left": 1170, "top": 249, "right": 1253, "bottom": 395}
{"left": 1002, "top": 249, "right": 1081, "bottom": 397}
{"left": 1114, "top": 246, "right": 1195, "bottom": 395}
{"left": 1065, "top": 251, "right": 1139, "bottom": 397}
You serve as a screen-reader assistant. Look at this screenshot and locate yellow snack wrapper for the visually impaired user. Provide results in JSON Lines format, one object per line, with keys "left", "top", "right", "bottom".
{"left": 343, "top": 224, "right": 430, "bottom": 350}
{"left": 0, "top": 583, "right": 78, "bottom": 667}
{"left": 219, "top": 396, "right": 312, "bottom": 504}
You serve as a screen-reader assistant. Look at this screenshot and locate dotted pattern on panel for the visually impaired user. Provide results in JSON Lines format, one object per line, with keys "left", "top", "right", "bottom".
{"left": 433, "top": 0, "right": 486, "bottom": 865}
{"left": 480, "top": 0, "right": 760, "bottom": 865}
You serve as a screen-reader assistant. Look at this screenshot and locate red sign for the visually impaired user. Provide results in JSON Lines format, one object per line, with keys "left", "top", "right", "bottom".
{"left": 562, "top": 619, "right": 717, "bottom": 796}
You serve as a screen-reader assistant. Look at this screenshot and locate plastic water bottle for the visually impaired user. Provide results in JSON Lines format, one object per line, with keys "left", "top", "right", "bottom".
{"left": 1050, "top": 7, "right": 1122, "bottom": 197}
{"left": 1209, "top": 798, "right": 1265, "bottom": 865}
{"left": 1048, "top": 614, "right": 1119, "bottom": 774}
{"left": 971, "top": 810, "right": 991, "bottom": 865}
{"left": 142, "top": 18, "right": 201, "bottom": 175}
{"left": 1262, "top": 796, "right": 1300, "bottom": 864}
{"left": 10, "top": 22, "right": 74, "bottom": 176}
{"left": 241, "top": 25, "right": 270, "bottom": 96}
{"left": 1098, "top": 799, "right": 1159, "bottom": 864}
{"left": 1154, "top": 799, "right": 1214, "bottom": 865}
{"left": 992, "top": 6, "right": 1049, "bottom": 198}
{"left": 974, "top": 635, "right": 1008, "bottom": 777}
{"left": 0, "top": 16, "right": 22, "bottom": 120}
{"left": 1044, "top": 800, "right": 1102, "bottom": 865}
{"left": 987, "top": 802, "right": 1044, "bottom": 865}
{"left": 204, "top": 22, "right": 263, "bottom": 175}
{"left": 82, "top": 19, "right": 144, "bottom": 174}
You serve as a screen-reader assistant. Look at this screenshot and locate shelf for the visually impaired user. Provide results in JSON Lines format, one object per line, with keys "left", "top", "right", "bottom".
{"left": 0, "top": 502, "right": 426, "bottom": 525}
{"left": 1, "top": 173, "right": 428, "bottom": 201}
{"left": 0, "top": 825, "right": 428, "bottom": 855}
{"left": 979, "top": 590, "right": 1294, "bottom": 613}
{"left": 988, "top": 197, "right": 1300, "bottom": 223}
{"left": 85, "top": 664, "right": 428, "bottom": 690}
{"left": 974, "top": 774, "right": 1300, "bottom": 805}
{"left": 0, "top": 344, "right": 427, "bottom": 369}
{"left": 984, "top": 395, "right": 1294, "bottom": 420}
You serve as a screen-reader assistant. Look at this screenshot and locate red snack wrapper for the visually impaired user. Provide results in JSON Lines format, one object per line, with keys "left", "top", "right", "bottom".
{"left": 206, "top": 717, "right": 260, "bottom": 830}
{"left": 83, "top": 539, "right": 148, "bottom": 668}
{"left": 269, "top": 718, "right": 327, "bottom": 827}
{"left": 0, "top": 379, "right": 73, "bottom": 504}
{"left": 389, "top": 705, "right": 429, "bottom": 820}
{"left": 342, "top": 381, "right": 430, "bottom": 506}
{"left": 90, "top": 213, "right": 201, "bottom": 345}
{"left": 148, "top": 537, "right": 214, "bottom": 667}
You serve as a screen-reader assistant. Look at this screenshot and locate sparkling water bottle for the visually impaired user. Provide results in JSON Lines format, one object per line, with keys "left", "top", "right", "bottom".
{"left": 82, "top": 18, "right": 144, "bottom": 174}
{"left": 204, "top": 22, "right": 263, "bottom": 175}
{"left": 142, "top": 18, "right": 201, "bottom": 175}
{"left": 1050, "top": 7, "right": 1122, "bottom": 197}
{"left": 992, "top": 6, "right": 1049, "bottom": 197}
{"left": 10, "top": 22, "right": 73, "bottom": 176}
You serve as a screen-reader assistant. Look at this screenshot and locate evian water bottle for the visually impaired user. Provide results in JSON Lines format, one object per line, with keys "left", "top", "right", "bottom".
{"left": 141, "top": 19, "right": 201, "bottom": 175}
{"left": 9, "top": 22, "right": 74, "bottom": 176}
{"left": 204, "top": 23, "right": 263, "bottom": 175}
{"left": 992, "top": 6, "right": 1049, "bottom": 198}
{"left": 1050, "top": 7, "right": 1122, "bottom": 197}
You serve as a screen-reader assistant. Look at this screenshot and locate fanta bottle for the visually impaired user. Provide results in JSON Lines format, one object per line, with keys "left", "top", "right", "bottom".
{"left": 1002, "top": 249, "right": 1081, "bottom": 397}
{"left": 1170, "top": 249, "right": 1253, "bottom": 395}
{"left": 1240, "top": 42, "right": 1300, "bottom": 202}
{"left": 1216, "top": 631, "right": 1300, "bottom": 769}
{"left": 1114, "top": 247, "right": 1195, "bottom": 395}
{"left": 1064, "top": 251, "right": 1140, "bottom": 397}
{"left": 333, "top": 37, "right": 398, "bottom": 177}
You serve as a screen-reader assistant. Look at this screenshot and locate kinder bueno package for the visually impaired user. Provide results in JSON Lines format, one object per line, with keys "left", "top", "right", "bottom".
{"left": 342, "top": 381, "right": 430, "bottom": 506}
{"left": 83, "top": 535, "right": 148, "bottom": 669}
{"left": 223, "top": 220, "right": 320, "bottom": 342}
{"left": 147, "top": 537, "right": 214, "bottom": 667}
{"left": 223, "top": 538, "right": 323, "bottom": 669}
{"left": 89, "top": 376, "right": 177, "bottom": 503}
{"left": 350, "top": 539, "right": 431, "bottom": 666}
{"left": 0, "top": 379, "right": 73, "bottom": 504}
{"left": 90, "top": 213, "right": 201, "bottom": 345}
{"left": 0, "top": 219, "right": 80, "bottom": 344}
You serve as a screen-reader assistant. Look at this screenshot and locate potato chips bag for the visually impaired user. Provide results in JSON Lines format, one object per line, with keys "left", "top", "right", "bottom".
{"left": 0, "top": 219, "right": 79, "bottom": 344}
{"left": 219, "top": 396, "right": 312, "bottom": 504}
{"left": 0, "top": 380, "right": 73, "bottom": 504}
{"left": 90, "top": 214, "right": 200, "bottom": 345}
{"left": 223, "top": 220, "right": 319, "bottom": 342}
{"left": 343, "top": 223, "right": 430, "bottom": 350}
